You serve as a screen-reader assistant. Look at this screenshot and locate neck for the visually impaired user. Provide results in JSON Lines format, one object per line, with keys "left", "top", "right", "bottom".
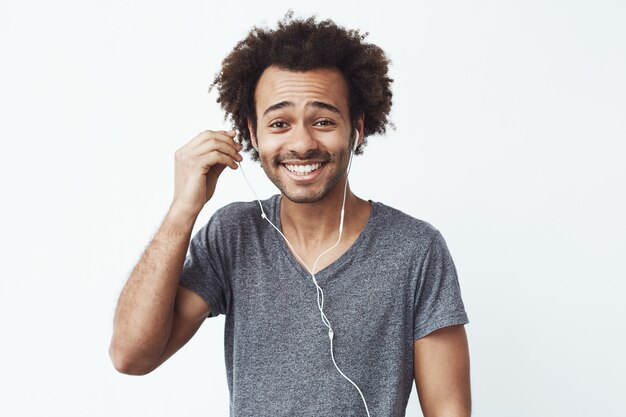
{"left": 280, "top": 178, "right": 363, "bottom": 248}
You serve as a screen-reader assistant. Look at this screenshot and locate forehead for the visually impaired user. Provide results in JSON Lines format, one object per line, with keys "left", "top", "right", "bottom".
{"left": 254, "top": 66, "right": 349, "bottom": 115}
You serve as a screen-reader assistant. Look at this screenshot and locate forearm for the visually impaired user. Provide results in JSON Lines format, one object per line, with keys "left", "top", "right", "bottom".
{"left": 109, "top": 207, "right": 197, "bottom": 374}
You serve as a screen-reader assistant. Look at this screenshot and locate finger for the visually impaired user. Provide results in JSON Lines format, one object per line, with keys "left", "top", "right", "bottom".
{"left": 194, "top": 137, "right": 243, "bottom": 163}
{"left": 196, "top": 132, "right": 241, "bottom": 158}
{"left": 201, "top": 150, "right": 240, "bottom": 171}
{"left": 197, "top": 129, "right": 237, "bottom": 145}
{"left": 184, "top": 129, "right": 237, "bottom": 151}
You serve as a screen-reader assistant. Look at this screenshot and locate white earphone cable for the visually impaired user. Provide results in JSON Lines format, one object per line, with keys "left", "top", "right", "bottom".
{"left": 236, "top": 128, "right": 371, "bottom": 417}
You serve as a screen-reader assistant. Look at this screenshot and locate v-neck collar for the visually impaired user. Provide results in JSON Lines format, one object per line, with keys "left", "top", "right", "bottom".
{"left": 269, "top": 194, "right": 377, "bottom": 282}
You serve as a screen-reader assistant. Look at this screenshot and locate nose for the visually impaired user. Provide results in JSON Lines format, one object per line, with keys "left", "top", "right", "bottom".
{"left": 287, "top": 124, "right": 318, "bottom": 156}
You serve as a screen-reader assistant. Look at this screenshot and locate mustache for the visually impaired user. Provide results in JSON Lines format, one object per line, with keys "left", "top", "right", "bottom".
{"left": 273, "top": 149, "right": 335, "bottom": 164}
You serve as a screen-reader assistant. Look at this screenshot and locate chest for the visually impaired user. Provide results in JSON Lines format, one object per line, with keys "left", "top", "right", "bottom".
{"left": 285, "top": 237, "right": 357, "bottom": 274}
{"left": 231, "top": 248, "right": 416, "bottom": 337}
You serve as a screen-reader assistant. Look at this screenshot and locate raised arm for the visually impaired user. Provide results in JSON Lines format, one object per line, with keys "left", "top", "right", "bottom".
{"left": 413, "top": 324, "right": 471, "bottom": 417}
{"left": 108, "top": 130, "right": 243, "bottom": 375}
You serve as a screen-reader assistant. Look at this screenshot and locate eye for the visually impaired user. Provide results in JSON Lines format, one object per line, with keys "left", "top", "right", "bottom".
{"left": 269, "top": 121, "right": 288, "bottom": 128}
{"left": 315, "top": 119, "right": 335, "bottom": 127}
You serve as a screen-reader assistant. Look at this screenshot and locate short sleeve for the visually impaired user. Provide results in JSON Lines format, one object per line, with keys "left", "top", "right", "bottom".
{"left": 179, "top": 213, "right": 230, "bottom": 318}
{"left": 413, "top": 230, "right": 469, "bottom": 341}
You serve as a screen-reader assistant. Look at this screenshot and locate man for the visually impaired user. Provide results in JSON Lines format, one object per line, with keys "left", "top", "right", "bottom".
{"left": 109, "top": 12, "right": 471, "bottom": 417}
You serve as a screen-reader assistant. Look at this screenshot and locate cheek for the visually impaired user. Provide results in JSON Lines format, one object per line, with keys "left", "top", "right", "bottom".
{"left": 257, "top": 148, "right": 276, "bottom": 167}
{"left": 257, "top": 140, "right": 283, "bottom": 159}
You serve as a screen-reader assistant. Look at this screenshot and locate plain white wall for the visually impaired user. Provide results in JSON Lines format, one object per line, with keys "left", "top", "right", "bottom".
{"left": 1, "top": 0, "right": 625, "bottom": 416}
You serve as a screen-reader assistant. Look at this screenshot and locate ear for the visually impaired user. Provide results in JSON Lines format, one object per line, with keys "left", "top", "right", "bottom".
{"left": 355, "top": 113, "right": 365, "bottom": 147}
{"left": 247, "top": 118, "right": 258, "bottom": 150}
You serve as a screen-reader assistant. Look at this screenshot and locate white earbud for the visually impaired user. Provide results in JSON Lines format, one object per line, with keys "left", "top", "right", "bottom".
{"left": 352, "top": 128, "right": 360, "bottom": 152}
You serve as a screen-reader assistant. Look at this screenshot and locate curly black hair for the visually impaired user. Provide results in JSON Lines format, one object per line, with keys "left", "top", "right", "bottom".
{"left": 209, "top": 11, "right": 394, "bottom": 161}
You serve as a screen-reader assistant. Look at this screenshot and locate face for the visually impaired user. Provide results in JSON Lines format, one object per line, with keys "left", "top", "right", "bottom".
{"left": 249, "top": 65, "right": 362, "bottom": 204}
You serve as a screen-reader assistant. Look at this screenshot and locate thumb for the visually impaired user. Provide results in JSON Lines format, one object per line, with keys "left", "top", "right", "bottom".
{"left": 207, "top": 163, "right": 227, "bottom": 183}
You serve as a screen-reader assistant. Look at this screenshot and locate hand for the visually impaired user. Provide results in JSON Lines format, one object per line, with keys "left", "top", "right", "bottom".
{"left": 169, "top": 129, "right": 243, "bottom": 217}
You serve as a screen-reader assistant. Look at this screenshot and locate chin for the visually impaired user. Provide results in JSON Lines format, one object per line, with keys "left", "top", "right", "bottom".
{"left": 281, "top": 188, "right": 332, "bottom": 204}
{"left": 280, "top": 173, "right": 343, "bottom": 204}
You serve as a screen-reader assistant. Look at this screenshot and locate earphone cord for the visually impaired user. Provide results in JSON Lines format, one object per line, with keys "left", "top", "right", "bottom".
{"left": 236, "top": 137, "right": 371, "bottom": 417}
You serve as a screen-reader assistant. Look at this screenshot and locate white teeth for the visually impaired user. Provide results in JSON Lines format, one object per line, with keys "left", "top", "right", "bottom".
{"left": 284, "top": 162, "right": 322, "bottom": 175}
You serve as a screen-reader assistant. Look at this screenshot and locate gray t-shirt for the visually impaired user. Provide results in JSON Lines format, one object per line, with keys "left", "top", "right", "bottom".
{"left": 179, "top": 194, "right": 469, "bottom": 417}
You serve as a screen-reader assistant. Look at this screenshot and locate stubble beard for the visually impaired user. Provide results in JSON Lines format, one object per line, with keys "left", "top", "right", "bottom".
{"left": 260, "top": 147, "right": 350, "bottom": 204}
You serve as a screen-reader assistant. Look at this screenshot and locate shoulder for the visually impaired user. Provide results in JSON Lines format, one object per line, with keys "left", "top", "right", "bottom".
{"left": 190, "top": 195, "right": 279, "bottom": 258}
{"left": 210, "top": 194, "right": 277, "bottom": 222}
{"left": 370, "top": 201, "right": 442, "bottom": 251}
{"left": 199, "top": 194, "right": 279, "bottom": 238}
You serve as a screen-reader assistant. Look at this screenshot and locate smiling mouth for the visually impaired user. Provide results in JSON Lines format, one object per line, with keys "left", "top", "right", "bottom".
{"left": 282, "top": 162, "right": 326, "bottom": 176}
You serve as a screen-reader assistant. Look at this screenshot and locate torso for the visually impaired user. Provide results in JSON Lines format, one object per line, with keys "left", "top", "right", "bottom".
{"left": 178, "top": 194, "right": 468, "bottom": 416}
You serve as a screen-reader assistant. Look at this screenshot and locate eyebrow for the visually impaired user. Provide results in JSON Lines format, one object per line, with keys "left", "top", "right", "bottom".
{"left": 262, "top": 100, "right": 342, "bottom": 118}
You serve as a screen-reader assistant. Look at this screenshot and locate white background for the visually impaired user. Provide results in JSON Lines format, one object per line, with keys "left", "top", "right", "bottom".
{"left": 1, "top": 1, "right": 625, "bottom": 416}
